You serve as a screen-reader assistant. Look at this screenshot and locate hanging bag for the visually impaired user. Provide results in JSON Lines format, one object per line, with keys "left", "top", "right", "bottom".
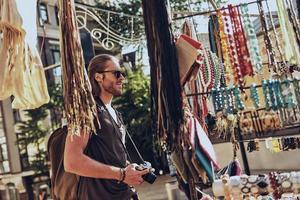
{"left": 175, "top": 34, "right": 202, "bottom": 86}
{"left": 47, "top": 126, "right": 79, "bottom": 200}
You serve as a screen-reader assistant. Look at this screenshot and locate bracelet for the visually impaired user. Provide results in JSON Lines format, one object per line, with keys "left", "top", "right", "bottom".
{"left": 118, "top": 168, "right": 126, "bottom": 183}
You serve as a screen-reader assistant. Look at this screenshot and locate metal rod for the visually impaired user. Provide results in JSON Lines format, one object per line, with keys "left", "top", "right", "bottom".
{"left": 173, "top": 0, "right": 264, "bottom": 20}
{"left": 237, "top": 119, "right": 251, "bottom": 175}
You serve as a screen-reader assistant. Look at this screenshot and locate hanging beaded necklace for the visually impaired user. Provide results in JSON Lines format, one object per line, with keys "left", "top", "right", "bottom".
{"left": 268, "top": 80, "right": 278, "bottom": 110}
{"left": 233, "top": 86, "right": 245, "bottom": 111}
{"left": 265, "top": 0, "right": 288, "bottom": 75}
{"left": 206, "top": 49, "right": 217, "bottom": 90}
{"left": 250, "top": 84, "right": 260, "bottom": 109}
{"left": 228, "top": 4, "right": 253, "bottom": 79}
{"left": 216, "top": 10, "right": 231, "bottom": 86}
{"left": 273, "top": 79, "right": 284, "bottom": 109}
{"left": 240, "top": 4, "right": 263, "bottom": 74}
{"left": 237, "top": 6, "right": 254, "bottom": 76}
{"left": 199, "top": 49, "right": 212, "bottom": 92}
{"left": 225, "top": 87, "right": 235, "bottom": 114}
{"left": 257, "top": 1, "right": 279, "bottom": 74}
{"left": 223, "top": 8, "right": 243, "bottom": 87}
{"left": 282, "top": 79, "right": 297, "bottom": 109}
{"left": 262, "top": 79, "right": 272, "bottom": 110}
{"left": 210, "top": 51, "right": 222, "bottom": 88}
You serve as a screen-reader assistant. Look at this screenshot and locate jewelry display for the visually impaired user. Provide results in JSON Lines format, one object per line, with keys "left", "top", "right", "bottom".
{"left": 213, "top": 172, "right": 300, "bottom": 199}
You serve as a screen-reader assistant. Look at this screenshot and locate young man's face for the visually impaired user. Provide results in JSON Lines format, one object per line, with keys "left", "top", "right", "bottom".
{"left": 100, "top": 59, "right": 125, "bottom": 96}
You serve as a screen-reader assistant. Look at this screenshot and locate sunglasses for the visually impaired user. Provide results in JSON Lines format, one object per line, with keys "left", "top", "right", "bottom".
{"left": 98, "top": 70, "right": 126, "bottom": 79}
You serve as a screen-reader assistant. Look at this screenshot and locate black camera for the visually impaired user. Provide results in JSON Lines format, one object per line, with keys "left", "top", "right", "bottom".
{"left": 135, "top": 161, "right": 157, "bottom": 184}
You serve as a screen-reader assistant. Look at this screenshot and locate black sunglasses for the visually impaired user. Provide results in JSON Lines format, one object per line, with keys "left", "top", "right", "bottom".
{"left": 98, "top": 70, "right": 126, "bottom": 79}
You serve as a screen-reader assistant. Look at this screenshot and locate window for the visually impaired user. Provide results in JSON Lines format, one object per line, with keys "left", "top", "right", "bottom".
{"left": 55, "top": 6, "right": 60, "bottom": 26}
{"left": 39, "top": 3, "right": 49, "bottom": 25}
{"left": 49, "top": 44, "right": 61, "bottom": 77}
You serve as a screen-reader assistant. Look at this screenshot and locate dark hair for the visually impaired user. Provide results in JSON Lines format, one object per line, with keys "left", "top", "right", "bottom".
{"left": 88, "top": 54, "right": 118, "bottom": 96}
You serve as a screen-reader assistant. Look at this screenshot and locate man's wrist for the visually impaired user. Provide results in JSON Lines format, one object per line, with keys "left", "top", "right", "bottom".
{"left": 118, "top": 168, "right": 126, "bottom": 183}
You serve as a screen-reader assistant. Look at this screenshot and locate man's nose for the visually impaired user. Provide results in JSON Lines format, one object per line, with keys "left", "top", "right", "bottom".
{"left": 119, "top": 74, "right": 125, "bottom": 80}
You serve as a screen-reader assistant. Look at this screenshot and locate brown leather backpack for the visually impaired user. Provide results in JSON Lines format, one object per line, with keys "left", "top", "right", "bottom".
{"left": 47, "top": 126, "right": 79, "bottom": 200}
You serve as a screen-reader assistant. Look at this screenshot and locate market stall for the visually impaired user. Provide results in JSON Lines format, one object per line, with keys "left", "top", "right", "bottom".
{"left": 142, "top": 0, "right": 300, "bottom": 199}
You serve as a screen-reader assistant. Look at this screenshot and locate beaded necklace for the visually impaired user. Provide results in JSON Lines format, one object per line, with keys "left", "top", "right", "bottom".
{"left": 257, "top": 1, "right": 279, "bottom": 74}
{"left": 199, "top": 49, "right": 212, "bottom": 92}
{"left": 216, "top": 10, "right": 231, "bottom": 86}
{"left": 223, "top": 9, "right": 243, "bottom": 87}
{"left": 240, "top": 4, "right": 263, "bottom": 74}
{"left": 210, "top": 52, "right": 221, "bottom": 88}
{"left": 206, "top": 49, "right": 216, "bottom": 90}
{"left": 225, "top": 87, "right": 234, "bottom": 114}
{"left": 228, "top": 5, "right": 253, "bottom": 77}
{"left": 237, "top": 6, "right": 254, "bottom": 76}
{"left": 268, "top": 80, "right": 278, "bottom": 110}
{"left": 275, "top": 79, "right": 285, "bottom": 109}
{"left": 265, "top": 0, "right": 288, "bottom": 75}
{"left": 262, "top": 80, "right": 271, "bottom": 110}
{"left": 282, "top": 79, "right": 297, "bottom": 109}
{"left": 250, "top": 84, "right": 260, "bottom": 109}
{"left": 233, "top": 86, "right": 244, "bottom": 111}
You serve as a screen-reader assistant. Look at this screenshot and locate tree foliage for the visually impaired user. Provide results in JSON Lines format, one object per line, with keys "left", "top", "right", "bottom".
{"left": 94, "top": 0, "right": 144, "bottom": 39}
{"left": 17, "top": 106, "right": 49, "bottom": 173}
{"left": 17, "top": 83, "right": 63, "bottom": 173}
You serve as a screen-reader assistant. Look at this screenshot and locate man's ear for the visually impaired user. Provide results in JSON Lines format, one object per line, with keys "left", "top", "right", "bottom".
{"left": 95, "top": 73, "right": 103, "bottom": 82}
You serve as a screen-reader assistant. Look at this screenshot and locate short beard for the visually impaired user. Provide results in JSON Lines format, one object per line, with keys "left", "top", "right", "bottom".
{"left": 104, "top": 85, "right": 122, "bottom": 96}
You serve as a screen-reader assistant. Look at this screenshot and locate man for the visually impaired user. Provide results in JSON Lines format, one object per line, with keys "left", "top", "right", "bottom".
{"left": 64, "top": 54, "right": 149, "bottom": 200}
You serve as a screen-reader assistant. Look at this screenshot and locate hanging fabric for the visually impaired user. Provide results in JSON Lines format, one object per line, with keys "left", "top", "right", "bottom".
{"left": 0, "top": 0, "right": 50, "bottom": 109}
{"left": 58, "top": 0, "right": 98, "bottom": 136}
{"left": 0, "top": 0, "right": 25, "bottom": 100}
{"left": 12, "top": 0, "right": 50, "bottom": 109}
{"left": 142, "top": 0, "right": 183, "bottom": 149}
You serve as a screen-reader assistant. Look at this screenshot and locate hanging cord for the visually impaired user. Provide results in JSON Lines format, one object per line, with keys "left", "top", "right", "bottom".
{"left": 265, "top": 0, "right": 285, "bottom": 64}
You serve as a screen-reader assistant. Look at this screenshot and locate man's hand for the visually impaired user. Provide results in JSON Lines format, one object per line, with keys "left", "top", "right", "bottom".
{"left": 123, "top": 164, "right": 149, "bottom": 186}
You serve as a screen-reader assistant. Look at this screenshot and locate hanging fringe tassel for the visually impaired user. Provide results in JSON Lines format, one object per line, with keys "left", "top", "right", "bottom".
{"left": 58, "top": 0, "right": 98, "bottom": 136}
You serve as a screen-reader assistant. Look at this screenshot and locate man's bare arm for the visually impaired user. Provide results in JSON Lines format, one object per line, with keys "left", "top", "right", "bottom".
{"left": 64, "top": 133, "right": 149, "bottom": 185}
